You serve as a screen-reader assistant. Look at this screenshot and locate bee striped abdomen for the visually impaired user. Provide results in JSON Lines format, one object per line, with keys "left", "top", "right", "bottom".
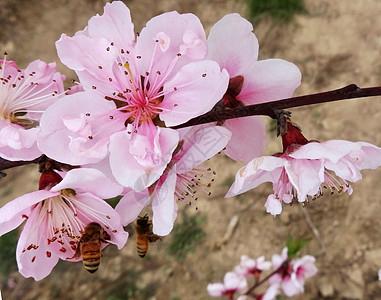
{"left": 135, "top": 215, "right": 161, "bottom": 258}
{"left": 69, "top": 222, "right": 109, "bottom": 274}
{"left": 136, "top": 237, "right": 149, "bottom": 258}
{"left": 82, "top": 246, "right": 102, "bottom": 273}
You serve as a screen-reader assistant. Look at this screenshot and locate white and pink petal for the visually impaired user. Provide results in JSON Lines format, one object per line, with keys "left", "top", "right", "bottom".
{"left": 136, "top": 11, "right": 207, "bottom": 76}
{"left": 160, "top": 60, "right": 229, "bottom": 126}
{"left": 115, "top": 189, "right": 150, "bottom": 226}
{"left": 51, "top": 168, "right": 123, "bottom": 199}
{"left": 38, "top": 91, "right": 123, "bottom": 165}
{"left": 350, "top": 142, "right": 381, "bottom": 170}
{"left": 0, "top": 123, "right": 42, "bottom": 161}
{"left": 87, "top": 1, "right": 135, "bottom": 50}
{"left": 290, "top": 140, "right": 362, "bottom": 163}
{"left": 176, "top": 125, "right": 231, "bottom": 174}
{"left": 238, "top": 59, "right": 301, "bottom": 105}
{"left": 109, "top": 126, "right": 179, "bottom": 191}
{"left": 285, "top": 159, "right": 324, "bottom": 202}
{"left": 152, "top": 168, "right": 178, "bottom": 236}
{"left": 265, "top": 194, "right": 283, "bottom": 216}
{"left": 16, "top": 216, "right": 60, "bottom": 281}
{"left": 207, "top": 13, "right": 259, "bottom": 76}
{"left": 223, "top": 116, "right": 266, "bottom": 163}
{"left": 0, "top": 190, "right": 58, "bottom": 237}
{"left": 226, "top": 156, "right": 285, "bottom": 197}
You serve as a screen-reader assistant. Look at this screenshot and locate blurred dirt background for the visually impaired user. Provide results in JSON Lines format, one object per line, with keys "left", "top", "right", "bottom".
{"left": 1, "top": 0, "right": 381, "bottom": 299}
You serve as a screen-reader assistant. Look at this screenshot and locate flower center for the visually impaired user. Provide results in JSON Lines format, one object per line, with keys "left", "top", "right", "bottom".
{"left": 22, "top": 190, "right": 83, "bottom": 257}
{"left": 273, "top": 167, "right": 295, "bottom": 204}
{"left": 0, "top": 53, "right": 63, "bottom": 128}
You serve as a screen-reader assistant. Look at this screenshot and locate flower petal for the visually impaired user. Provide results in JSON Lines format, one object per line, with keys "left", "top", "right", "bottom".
{"left": 38, "top": 91, "right": 123, "bottom": 165}
{"left": 160, "top": 60, "right": 229, "bottom": 127}
{"left": 223, "top": 271, "right": 247, "bottom": 291}
{"left": 56, "top": 34, "right": 117, "bottom": 77}
{"left": 207, "top": 13, "right": 259, "bottom": 76}
{"left": 109, "top": 127, "right": 179, "bottom": 191}
{"left": 0, "top": 190, "right": 57, "bottom": 237}
{"left": 226, "top": 156, "right": 284, "bottom": 197}
{"left": 87, "top": 1, "right": 135, "bottom": 50}
{"left": 238, "top": 59, "right": 301, "bottom": 105}
{"left": 282, "top": 277, "right": 302, "bottom": 297}
{"left": 324, "top": 157, "right": 362, "bottom": 182}
{"left": 0, "top": 122, "right": 41, "bottom": 161}
{"left": 265, "top": 194, "right": 283, "bottom": 216}
{"left": 115, "top": 189, "right": 150, "bottom": 226}
{"left": 290, "top": 140, "right": 361, "bottom": 163}
{"left": 351, "top": 142, "right": 381, "bottom": 170}
{"left": 152, "top": 168, "right": 178, "bottom": 236}
{"left": 16, "top": 211, "right": 60, "bottom": 281}
{"left": 176, "top": 125, "right": 232, "bottom": 173}
{"left": 223, "top": 116, "right": 266, "bottom": 162}
{"left": 207, "top": 283, "right": 225, "bottom": 297}
{"left": 51, "top": 168, "right": 123, "bottom": 199}
{"left": 285, "top": 159, "right": 324, "bottom": 202}
{"left": 136, "top": 11, "right": 207, "bottom": 76}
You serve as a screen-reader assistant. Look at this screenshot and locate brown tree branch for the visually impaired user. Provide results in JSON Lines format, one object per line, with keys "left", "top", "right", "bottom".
{"left": 0, "top": 156, "right": 41, "bottom": 177}
{"left": 2, "top": 84, "right": 381, "bottom": 174}
{"left": 172, "top": 84, "right": 381, "bottom": 129}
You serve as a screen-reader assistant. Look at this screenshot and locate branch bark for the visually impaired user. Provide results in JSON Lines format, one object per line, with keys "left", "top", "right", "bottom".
{"left": 2, "top": 84, "right": 381, "bottom": 173}
{"left": 172, "top": 84, "right": 381, "bottom": 129}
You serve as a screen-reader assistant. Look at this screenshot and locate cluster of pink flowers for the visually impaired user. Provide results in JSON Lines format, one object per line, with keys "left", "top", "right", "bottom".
{"left": 207, "top": 248, "right": 317, "bottom": 299}
{"left": 226, "top": 119, "right": 381, "bottom": 216}
{"left": 0, "top": 0, "right": 381, "bottom": 284}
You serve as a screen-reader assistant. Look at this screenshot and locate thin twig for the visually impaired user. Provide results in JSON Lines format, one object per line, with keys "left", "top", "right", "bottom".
{"left": 299, "top": 204, "right": 326, "bottom": 254}
{"left": 244, "top": 260, "right": 289, "bottom": 296}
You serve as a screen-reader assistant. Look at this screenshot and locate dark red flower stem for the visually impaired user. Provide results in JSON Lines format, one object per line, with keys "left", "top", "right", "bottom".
{"left": 172, "top": 84, "right": 381, "bottom": 129}
{"left": 244, "top": 260, "right": 289, "bottom": 297}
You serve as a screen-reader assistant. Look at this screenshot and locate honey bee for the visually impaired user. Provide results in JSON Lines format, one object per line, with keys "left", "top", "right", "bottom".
{"left": 70, "top": 222, "right": 110, "bottom": 273}
{"left": 135, "top": 215, "right": 161, "bottom": 258}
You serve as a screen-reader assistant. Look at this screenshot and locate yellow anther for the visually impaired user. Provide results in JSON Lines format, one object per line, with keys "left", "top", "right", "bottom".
{"left": 124, "top": 62, "right": 137, "bottom": 96}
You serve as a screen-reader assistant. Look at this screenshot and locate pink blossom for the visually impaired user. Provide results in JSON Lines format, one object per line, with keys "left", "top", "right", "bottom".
{"left": 51, "top": 1, "right": 229, "bottom": 175}
{"left": 271, "top": 247, "right": 289, "bottom": 270}
{"left": 226, "top": 138, "right": 381, "bottom": 216}
{"left": 0, "top": 168, "right": 128, "bottom": 280}
{"left": 269, "top": 247, "right": 317, "bottom": 297}
{"left": 0, "top": 56, "right": 65, "bottom": 161}
{"left": 378, "top": 269, "right": 381, "bottom": 281}
{"left": 207, "top": 14, "right": 301, "bottom": 162}
{"left": 40, "top": 1, "right": 231, "bottom": 196}
{"left": 207, "top": 271, "right": 247, "bottom": 299}
{"left": 116, "top": 125, "right": 231, "bottom": 235}
{"left": 235, "top": 255, "right": 272, "bottom": 278}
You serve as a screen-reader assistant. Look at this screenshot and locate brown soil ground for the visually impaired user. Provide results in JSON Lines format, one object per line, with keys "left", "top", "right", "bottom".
{"left": 1, "top": 0, "right": 381, "bottom": 299}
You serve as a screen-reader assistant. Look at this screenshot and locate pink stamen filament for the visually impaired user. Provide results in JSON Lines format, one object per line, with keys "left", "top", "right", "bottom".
{"left": 143, "top": 40, "right": 160, "bottom": 94}
{"left": 274, "top": 168, "right": 295, "bottom": 200}
{"left": 150, "top": 55, "right": 181, "bottom": 97}
{"left": 323, "top": 170, "right": 349, "bottom": 193}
